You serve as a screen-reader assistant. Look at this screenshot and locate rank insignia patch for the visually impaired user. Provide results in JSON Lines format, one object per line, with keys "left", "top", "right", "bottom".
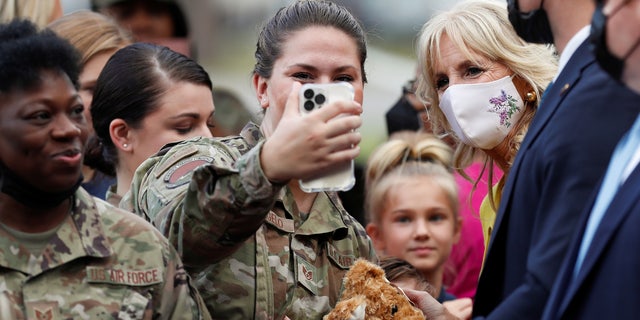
{"left": 163, "top": 156, "right": 213, "bottom": 188}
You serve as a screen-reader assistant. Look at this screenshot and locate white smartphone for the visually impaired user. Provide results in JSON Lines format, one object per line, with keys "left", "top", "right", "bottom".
{"left": 298, "top": 82, "right": 356, "bottom": 193}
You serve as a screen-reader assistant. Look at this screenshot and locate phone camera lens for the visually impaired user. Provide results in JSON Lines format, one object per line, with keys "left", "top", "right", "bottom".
{"left": 304, "top": 89, "right": 314, "bottom": 99}
{"left": 315, "top": 94, "right": 326, "bottom": 105}
{"left": 304, "top": 100, "right": 315, "bottom": 111}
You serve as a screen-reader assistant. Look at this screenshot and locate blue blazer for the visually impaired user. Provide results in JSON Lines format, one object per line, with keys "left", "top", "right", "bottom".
{"left": 473, "top": 40, "right": 640, "bottom": 319}
{"left": 542, "top": 164, "right": 640, "bottom": 319}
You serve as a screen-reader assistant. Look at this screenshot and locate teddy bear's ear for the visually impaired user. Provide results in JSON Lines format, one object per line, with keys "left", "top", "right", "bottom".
{"left": 351, "top": 259, "right": 385, "bottom": 279}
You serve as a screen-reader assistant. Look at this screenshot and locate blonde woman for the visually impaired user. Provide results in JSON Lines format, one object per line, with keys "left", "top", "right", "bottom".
{"left": 48, "top": 10, "right": 132, "bottom": 201}
{"left": 415, "top": 0, "right": 557, "bottom": 253}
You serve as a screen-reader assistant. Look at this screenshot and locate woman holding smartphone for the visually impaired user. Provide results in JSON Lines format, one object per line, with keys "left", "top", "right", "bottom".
{"left": 89, "top": 0, "right": 377, "bottom": 319}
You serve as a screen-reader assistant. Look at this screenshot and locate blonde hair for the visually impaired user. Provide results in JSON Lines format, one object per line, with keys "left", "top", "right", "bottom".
{"left": 0, "top": 0, "right": 57, "bottom": 28}
{"left": 414, "top": 0, "right": 557, "bottom": 208}
{"left": 365, "top": 131, "right": 458, "bottom": 225}
{"left": 48, "top": 10, "right": 132, "bottom": 66}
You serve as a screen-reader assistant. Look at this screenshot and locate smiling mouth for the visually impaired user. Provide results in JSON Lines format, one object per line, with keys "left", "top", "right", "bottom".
{"left": 409, "top": 247, "right": 435, "bottom": 254}
{"left": 51, "top": 148, "right": 83, "bottom": 165}
{"left": 59, "top": 149, "right": 80, "bottom": 157}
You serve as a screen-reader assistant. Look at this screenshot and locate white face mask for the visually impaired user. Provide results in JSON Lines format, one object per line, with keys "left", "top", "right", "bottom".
{"left": 439, "top": 75, "right": 524, "bottom": 149}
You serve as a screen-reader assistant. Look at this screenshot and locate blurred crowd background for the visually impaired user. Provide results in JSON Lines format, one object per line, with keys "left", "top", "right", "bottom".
{"left": 62, "top": 0, "right": 465, "bottom": 163}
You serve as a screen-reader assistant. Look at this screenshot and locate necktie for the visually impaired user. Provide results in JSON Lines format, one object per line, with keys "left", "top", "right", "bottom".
{"left": 573, "top": 113, "right": 640, "bottom": 278}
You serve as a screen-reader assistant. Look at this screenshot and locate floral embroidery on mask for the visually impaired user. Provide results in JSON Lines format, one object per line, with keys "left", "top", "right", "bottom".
{"left": 488, "top": 90, "right": 521, "bottom": 127}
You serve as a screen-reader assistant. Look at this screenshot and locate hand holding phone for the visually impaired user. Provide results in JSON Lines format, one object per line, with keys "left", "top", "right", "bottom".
{"left": 298, "top": 82, "right": 356, "bottom": 192}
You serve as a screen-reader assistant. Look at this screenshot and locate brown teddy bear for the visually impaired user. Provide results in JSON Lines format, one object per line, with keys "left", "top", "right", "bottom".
{"left": 324, "top": 259, "right": 426, "bottom": 320}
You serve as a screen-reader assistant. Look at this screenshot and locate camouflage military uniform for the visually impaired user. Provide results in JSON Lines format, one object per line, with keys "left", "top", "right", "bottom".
{"left": 0, "top": 188, "right": 210, "bottom": 320}
{"left": 121, "top": 122, "right": 378, "bottom": 320}
{"left": 105, "top": 184, "right": 121, "bottom": 207}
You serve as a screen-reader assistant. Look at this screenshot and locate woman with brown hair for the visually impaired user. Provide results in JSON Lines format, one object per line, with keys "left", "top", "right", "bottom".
{"left": 48, "top": 10, "right": 132, "bottom": 200}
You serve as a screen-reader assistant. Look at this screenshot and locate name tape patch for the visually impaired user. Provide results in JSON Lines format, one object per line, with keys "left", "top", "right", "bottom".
{"left": 327, "top": 243, "right": 355, "bottom": 269}
{"left": 86, "top": 266, "right": 163, "bottom": 287}
{"left": 265, "top": 212, "right": 295, "bottom": 233}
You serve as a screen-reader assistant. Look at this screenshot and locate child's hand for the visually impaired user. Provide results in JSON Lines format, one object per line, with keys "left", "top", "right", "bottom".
{"left": 403, "top": 288, "right": 460, "bottom": 320}
{"left": 443, "top": 298, "right": 472, "bottom": 320}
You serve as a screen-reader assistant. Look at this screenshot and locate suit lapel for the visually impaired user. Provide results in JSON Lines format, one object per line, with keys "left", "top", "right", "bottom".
{"left": 559, "top": 165, "right": 640, "bottom": 316}
{"left": 520, "top": 41, "right": 594, "bottom": 148}
{"left": 489, "top": 40, "right": 595, "bottom": 254}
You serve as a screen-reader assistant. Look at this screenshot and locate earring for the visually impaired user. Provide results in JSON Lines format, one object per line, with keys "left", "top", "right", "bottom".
{"left": 123, "top": 143, "right": 128, "bottom": 148}
{"left": 525, "top": 91, "right": 537, "bottom": 103}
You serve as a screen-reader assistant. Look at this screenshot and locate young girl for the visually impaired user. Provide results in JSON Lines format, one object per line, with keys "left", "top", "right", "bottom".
{"left": 365, "top": 131, "right": 470, "bottom": 316}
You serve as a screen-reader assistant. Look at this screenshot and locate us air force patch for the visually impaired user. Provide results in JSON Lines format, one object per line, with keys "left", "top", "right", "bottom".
{"left": 163, "top": 156, "right": 213, "bottom": 189}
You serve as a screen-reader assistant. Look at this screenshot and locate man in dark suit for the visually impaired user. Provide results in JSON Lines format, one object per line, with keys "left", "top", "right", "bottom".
{"left": 385, "top": 78, "right": 424, "bottom": 135}
{"left": 472, "top": 0, "right": 640, "bottom": 318}
{"left": 404, "top": 1, "right": 640, "bottom": 319}
{"left": 542, "top": 0, "right": 640, "bottom": 318}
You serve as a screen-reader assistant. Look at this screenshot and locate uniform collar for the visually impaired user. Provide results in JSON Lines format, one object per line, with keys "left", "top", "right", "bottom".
{"left": 0, "top": 189, "right": 112, "bottom": 275}
{"left": 105, "top": 184, "right": 121, "bottom": 207}
{"left": 242, "top": 121, "right": 350, "bottom": 236}
{"left": 295, "top": 192, "right": 349, "bottom": 237}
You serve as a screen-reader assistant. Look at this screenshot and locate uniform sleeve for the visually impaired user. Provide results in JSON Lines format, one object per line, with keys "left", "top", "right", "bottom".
{"left": 179, "top": 140, "right": 284, "bottom": 265}
{"left": 130, "top": 138, "right": 283, "bottom": 267}
{"left": 156, "top": 239, "right": 212, "bottom": 320}
{"left": 340, "top": 208, "right": 379, "bottom": 264}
